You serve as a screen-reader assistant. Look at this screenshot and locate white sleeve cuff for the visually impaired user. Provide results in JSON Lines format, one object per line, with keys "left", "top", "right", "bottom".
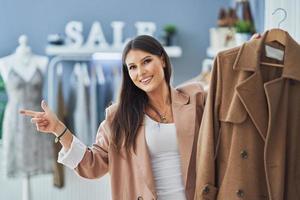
{"left": 57, "top": 136, "right": 87, "bottom": 169}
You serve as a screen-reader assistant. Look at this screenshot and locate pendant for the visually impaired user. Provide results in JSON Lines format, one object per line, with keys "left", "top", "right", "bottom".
{"left": 161, "top": 116, "right": 167, "bottom": 123}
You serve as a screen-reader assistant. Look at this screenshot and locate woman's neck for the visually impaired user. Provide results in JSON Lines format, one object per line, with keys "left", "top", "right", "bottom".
{"left": 14, "top": 46, "right": 32, "bottom": 66}
{"left": 147, "top": 81, "right": 171, "bottom": 109}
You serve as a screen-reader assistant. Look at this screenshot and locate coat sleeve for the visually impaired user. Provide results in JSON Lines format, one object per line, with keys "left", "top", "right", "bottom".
{"left": 74, "top": 109, "right": 112, "bottom": 179}
{"left": 194, "top": 55, "right": 222, "bottom": 200}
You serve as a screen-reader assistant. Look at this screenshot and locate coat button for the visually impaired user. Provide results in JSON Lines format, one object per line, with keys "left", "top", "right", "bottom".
{"left": 137, "top": 196, "right": 143, "bottom": 200}
{"left": 202, "top": 185, "right": 210, "bottom": 194}
{"left": 236, "top": 189, "right": 245, "bottom": 198}
{"left": 240, "top": 150, "right": 248, "bottom": 159}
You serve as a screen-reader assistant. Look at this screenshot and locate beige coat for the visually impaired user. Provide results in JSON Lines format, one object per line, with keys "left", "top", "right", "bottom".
{"left": 75, "top": 83, "right": 205, "bottom": 200}
{"left": 195, "top": 31, "right": 300, "bottom": 200}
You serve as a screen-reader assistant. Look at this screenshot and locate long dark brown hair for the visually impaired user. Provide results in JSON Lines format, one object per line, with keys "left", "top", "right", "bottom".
{"left": 111, "top": 35, "right": 172, "bottom": 152}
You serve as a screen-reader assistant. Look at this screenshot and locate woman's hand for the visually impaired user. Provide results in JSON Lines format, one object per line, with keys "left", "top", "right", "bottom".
{"left": 20, "top": 100, "right": 63, "bottom": 136}
{"left": 251, "top": 33, "right": 261, "bottom": 40}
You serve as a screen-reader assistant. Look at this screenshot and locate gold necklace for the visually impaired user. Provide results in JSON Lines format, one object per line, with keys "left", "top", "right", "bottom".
{"left": 148, "top": 104, "right": 168, "bottom": 123}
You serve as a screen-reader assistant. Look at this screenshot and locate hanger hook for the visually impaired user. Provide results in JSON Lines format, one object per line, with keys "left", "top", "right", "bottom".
{"left": 272, "top": 8, "right": 287, "bottom": 28}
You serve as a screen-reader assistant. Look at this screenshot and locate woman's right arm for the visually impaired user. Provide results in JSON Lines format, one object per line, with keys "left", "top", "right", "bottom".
{"left": 20, "top": 100, "right": 110, "bottom": 179}
{"left": 20, "top": 100, "right": 74, "bottom": 150}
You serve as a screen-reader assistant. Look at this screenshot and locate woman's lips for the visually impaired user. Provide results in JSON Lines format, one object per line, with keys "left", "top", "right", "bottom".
{"left": 140, "top": 76, "right": 153, "bottom": 85}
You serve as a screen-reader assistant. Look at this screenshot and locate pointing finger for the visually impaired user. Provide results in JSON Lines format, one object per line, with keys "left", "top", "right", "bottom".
{"left": 20, "top": 110, "right": 43, "bottom": 117}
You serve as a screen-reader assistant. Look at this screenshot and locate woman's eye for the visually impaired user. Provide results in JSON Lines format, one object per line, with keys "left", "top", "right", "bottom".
{"left": 143, "top": 59, "right": 151, "bottom": 65}
{"left": 129, "top": 65, "right": 136, "bottom": 70}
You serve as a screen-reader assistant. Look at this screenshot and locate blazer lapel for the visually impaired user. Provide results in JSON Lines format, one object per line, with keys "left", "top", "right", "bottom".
{"left": 132, "top": 124, "right": 157, "bottom": 198}
{"left": 171, "top": 88, "right": 195, "bottom": 188}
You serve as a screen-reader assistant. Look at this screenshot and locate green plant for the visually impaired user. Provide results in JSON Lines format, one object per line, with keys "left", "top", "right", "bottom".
{"left": 163, "top": 24, "right": 177, "bottom": 35}
{"left": 234, "top": 20, "right": 255, "bottom": 33}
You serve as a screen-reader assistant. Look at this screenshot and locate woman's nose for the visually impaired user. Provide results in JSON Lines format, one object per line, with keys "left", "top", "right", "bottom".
{"left": 137, "top": 66, "right": 146, "bottom": 76}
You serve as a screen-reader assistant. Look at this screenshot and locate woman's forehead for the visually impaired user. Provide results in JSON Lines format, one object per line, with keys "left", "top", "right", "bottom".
{"left": 125, "top": 50, "right": 154, "bottom": 64}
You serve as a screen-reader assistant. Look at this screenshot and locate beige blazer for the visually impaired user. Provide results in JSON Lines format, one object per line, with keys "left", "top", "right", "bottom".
{"left": 75, "top": 82, "right": 205, "bottom": 200}
{"left": 195, "top": 31, "right": 300, "bottom": 200}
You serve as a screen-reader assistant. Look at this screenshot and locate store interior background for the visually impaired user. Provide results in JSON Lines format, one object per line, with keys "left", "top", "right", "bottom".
{"left": 0, "top": 0, "right": 264, "bottom": 85}
{"left": 0, "top": 0, "right": 267, "bottom": 199}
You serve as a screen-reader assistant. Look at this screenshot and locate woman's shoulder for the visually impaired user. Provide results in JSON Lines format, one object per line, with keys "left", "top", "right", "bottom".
{"left": 175, "top": 82, "right": 206, "bottom": 107}
{"left": 105, "top": 103, "right": 118, "bottom": 120}
{"left": 176, "top": 81, "right": 204, "bottom": 96}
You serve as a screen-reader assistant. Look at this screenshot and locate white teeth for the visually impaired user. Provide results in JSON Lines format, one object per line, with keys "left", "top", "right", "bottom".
{"left": 140, "top": 76, "right": 152, "bottom": 84}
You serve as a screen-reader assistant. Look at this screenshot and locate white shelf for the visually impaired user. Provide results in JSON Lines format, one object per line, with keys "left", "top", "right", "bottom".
{"left": 45, "top": 45, "right": 182, "bottom": 58}
{"left": 206, "top": 46, "right": 234, "bottom": 58}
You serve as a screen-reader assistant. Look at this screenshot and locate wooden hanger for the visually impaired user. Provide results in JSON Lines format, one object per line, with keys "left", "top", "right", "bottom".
{"left": 261, "top": 8, "right": 287, "bottom": 68}
{"left": 264, "top": 28, "right": 287, "bottom": 46}
{"left": 261, "top": 29, "right": 286, "bottom": 68}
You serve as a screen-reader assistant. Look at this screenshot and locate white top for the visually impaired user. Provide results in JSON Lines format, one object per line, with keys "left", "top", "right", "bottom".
{"left": 145, "top": 115, "right": 186, "bottom": 200}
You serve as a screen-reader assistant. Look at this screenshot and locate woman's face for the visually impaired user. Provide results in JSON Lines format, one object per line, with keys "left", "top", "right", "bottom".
{"left": 125, "top": 49, "right": 166, "bottom": 93}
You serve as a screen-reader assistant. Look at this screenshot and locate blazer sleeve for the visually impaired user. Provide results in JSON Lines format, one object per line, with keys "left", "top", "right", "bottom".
{"left": 74, "top": 109, "right": 112, "bottom": 179}
{"left": 194, "top": 55, "right": 222, "bottom": 200}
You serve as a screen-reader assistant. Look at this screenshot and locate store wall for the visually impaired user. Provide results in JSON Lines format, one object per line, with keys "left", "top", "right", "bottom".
{"left": 248, "top": 0, "right": 265, "bottom": 33}
{"left": 265, "top": 0, "right": 300, "bottom": 42}
{"left": 0, "top": 0, "right": 230, "bottom": 85}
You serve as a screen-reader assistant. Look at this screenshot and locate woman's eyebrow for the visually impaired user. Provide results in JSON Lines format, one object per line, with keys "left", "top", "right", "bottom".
{"left": 128, "top": 55, "right": 151, "bottom": 66}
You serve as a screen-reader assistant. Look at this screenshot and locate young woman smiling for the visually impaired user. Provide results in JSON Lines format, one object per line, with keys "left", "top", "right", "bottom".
{"left": 20, "top": 35, "right": 206, "bottom": 200}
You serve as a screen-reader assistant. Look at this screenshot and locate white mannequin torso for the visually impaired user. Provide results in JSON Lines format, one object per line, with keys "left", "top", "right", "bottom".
{"left": 0, "top": 35, "right": 48, "bottom": 83}
{"left": 0, "top": 54, "right": 48, "bottom": 83}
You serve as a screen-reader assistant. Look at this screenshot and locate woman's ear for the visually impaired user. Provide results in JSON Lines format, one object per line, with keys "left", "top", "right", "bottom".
{"left": 160, "top": 55, "right": 166, "bottom": 68}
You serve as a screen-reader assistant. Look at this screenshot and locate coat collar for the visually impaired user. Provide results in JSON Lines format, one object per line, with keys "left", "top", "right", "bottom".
{"left": 170, "top": 86, "right": 190, "bottom": 105}
{"left": 233, "top": 29, "right": 300, "bottom": 82}
{"left": 231, "top": 30, "right": 300, "bottom": 140}
{"left": 132, "top": 87, "right": 195, "bottom": 197}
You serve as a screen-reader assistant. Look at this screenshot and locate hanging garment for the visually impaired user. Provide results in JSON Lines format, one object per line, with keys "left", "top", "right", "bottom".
{"left": 0, "top": 75, "right": 8, "bottom": 139}
{"left": 95, "top": 63, "right": 114, "bottom": 126}
{"left": 52, "top": 76, "right": 65, "bottom": 188}
{"left": 71, "top": 63, "right": 92, "bottom": 145}
{"left": 2, "top": 69, "right": 54, "bottom": 177}
{"left": 195, "top": 31, "right": 300, "bottom": 200}
{"left": 112, "top": 64, "right": 122, "bottom": 102}
{"left": 95, "top": 64, "right": 107, "bottom": 125}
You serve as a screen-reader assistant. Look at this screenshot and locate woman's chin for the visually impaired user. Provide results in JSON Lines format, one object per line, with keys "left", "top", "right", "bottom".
{"left": 138, "top": 84, "right": 156, "bottom": 93}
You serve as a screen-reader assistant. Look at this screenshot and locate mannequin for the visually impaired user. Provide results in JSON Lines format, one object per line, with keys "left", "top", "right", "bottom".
{"left": 0, "top": 35, "right": 48, "bottom": 81}
{"left": 0, "top": 35, "right": 53, "bottom": 200}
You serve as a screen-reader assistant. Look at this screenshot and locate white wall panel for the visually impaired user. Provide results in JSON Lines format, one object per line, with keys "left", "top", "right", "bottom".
{"left": 265, "top": 0, "right": 300, "bottom": 42}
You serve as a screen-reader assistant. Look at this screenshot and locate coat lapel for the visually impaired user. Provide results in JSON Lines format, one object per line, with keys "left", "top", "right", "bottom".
{"left": 171, "top": 88, "right": 196, "bottom": 189}
{"left": 232, "top": 30, "right": 300, "bottom": 141}
{"left": 236, "top": 71, "right": 269, "bottom": 140}
{"left": 132, "top": 124, "right": 157, "bottom": 198}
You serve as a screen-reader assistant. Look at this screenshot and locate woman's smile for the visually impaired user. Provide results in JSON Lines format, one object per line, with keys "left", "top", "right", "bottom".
{"left": 140, "top": 76, "right": 153, "bottom": 85}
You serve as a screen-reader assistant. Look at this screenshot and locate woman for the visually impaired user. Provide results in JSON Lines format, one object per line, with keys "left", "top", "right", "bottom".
{"left": 20, "top": 35, "right": 206, "bottom": 200}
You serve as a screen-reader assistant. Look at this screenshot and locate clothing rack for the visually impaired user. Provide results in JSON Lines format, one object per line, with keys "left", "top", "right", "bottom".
{"left": 47, "top": 45, "right": 182, "bottom": 108}
{"left": 47, "top": 55, "right": 99, "bottom": 138}
{"left": 47, "top": 55, "right": 91, "bottom": 110}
